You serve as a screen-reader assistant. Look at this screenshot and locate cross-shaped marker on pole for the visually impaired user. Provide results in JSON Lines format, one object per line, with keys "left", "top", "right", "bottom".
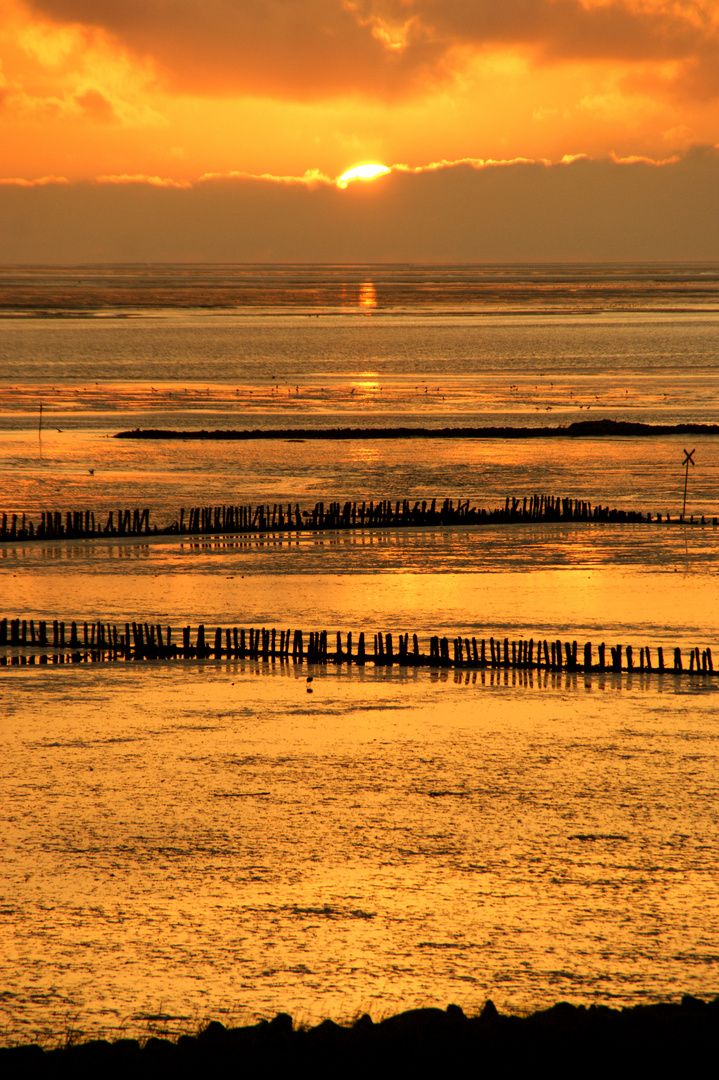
{"left": 682, "top": 448, "right": 696, "bottom": 518}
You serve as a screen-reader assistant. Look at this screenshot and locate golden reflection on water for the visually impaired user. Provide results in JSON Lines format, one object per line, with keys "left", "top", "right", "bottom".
{"left": 359, "top": 281, "right": 377, "bottom": 309}
{"left": 3, "top": 526, "right": 719, "bottom": 653}
{"left": 2, "top": 660, "right": 719, "bottom": 1044}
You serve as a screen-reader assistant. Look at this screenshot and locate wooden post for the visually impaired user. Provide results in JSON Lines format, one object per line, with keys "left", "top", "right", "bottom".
{"left": 682, "top": 448, "right": 696, "bottom": 518}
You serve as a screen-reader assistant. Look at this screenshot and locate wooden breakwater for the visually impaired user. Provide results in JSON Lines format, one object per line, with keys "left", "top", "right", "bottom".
{"left": 2, "top": 494, "right": 712, "bottom": 542}
{"left": 1, "top": 617, "right": 715, "bottom": 677}
{"left": 1, "top": 507, "right": 151, "bottom": 542}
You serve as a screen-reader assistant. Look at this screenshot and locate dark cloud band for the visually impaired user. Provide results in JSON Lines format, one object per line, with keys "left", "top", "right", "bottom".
{"left": 1, "top": 147, "right": 717, "bottom": 260}
{"left": 23, "top": 0, "right": 719, "bottom": 100}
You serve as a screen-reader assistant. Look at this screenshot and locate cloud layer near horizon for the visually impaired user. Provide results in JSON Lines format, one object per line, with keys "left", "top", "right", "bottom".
{"left": 2, "top": 148, "right": 717, "bottom": 263}
{"left": 22, "top": 0, "right": 719, "bottom": 100}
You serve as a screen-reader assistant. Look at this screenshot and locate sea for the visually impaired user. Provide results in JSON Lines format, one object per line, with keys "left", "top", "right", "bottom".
{"left": 2, "top": 264, "right": 719, "bottom": 1045}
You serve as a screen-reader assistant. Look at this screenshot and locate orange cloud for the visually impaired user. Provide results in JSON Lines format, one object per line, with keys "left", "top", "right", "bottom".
{"left": 96, "top": 173, "right": 192, "bottom": 188}
{"left": 74, "top": 86, "right": 116, "bottom": 122}
{"left": 20, "top": 0, "right": 719, "bottom": 101}
{"left": 393, "top": 155, "right": 548, "bottom": 174}
{"left": 0, "top": 173, "right": 68, "bottom": 184}
{"left": 609, "top": 151, "right": 680, "bottom": 166}
{"left": 198, "top": 168, "right": 333, "bottom": 186}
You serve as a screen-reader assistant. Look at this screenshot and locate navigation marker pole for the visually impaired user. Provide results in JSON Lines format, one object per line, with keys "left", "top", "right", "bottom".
{"left": 682, "top": 447, "right": 695, "bottom": 518}
{"left": 38, "top": 402, "right": 43, "bottom": 458}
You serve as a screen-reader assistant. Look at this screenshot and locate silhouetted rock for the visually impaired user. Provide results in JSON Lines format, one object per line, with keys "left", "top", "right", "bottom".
{"left": 3, "top": 998, "right": 719, "bottom": 1077}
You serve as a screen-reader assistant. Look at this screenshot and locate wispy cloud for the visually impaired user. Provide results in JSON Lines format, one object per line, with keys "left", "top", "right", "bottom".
{"left": 609, "top": 151, "right": 680, "bottom": 166}
{"left": 95, "top": 173, "right": 192, "bottom": 188}
{"left": 73, "top": 150, "right": 704, "bottom": 192}
{"left": 0, "top": 174, "right": 68, "bottom": 185}
{"left": 198, "top": 168, "right": 333, "bottom": 186}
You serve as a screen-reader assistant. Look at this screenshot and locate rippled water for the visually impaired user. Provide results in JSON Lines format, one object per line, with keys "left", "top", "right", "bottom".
{"left": 2, "top": 266, "right": 719, "bottom": 1044}
{"left": 3, "top": 661, "right": 719, "bottom": 1045}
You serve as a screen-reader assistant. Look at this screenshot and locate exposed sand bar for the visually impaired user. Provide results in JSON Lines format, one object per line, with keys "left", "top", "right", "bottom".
{"left": 115, "top": 419, "right": 719, "bottom": 441}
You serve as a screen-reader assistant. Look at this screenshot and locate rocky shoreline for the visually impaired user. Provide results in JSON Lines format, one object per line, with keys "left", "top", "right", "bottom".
{"left": 3, "top": 997, "right": 718, "bottom": 1076}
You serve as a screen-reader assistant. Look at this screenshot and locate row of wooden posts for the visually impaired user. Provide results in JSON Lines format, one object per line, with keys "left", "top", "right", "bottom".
{"left": 3, "top": 495, "right": 712, "bottom": 543}
{"left": 1, "top": 618, "right": 714, "bottom": 676}
{"left": 0, "top": 508, "right": 151, "bottom": 542}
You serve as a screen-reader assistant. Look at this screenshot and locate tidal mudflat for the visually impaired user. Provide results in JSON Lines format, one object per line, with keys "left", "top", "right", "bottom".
{"left": 2, "top": 658, "right": 719, "bottom": 1044}
{"left": 3, "top": 267, "right": 719, "bottom": 1046}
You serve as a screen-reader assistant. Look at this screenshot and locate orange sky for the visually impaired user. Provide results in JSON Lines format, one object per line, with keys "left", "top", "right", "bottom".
{"left": 2, "top": 0, "right": 719, "bottom": 185}
{"left": 2, "top": 0, "right": 719, "bottom": 261}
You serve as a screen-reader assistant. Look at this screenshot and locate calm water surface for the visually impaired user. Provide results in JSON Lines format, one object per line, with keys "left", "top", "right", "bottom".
{"left": 2, "top": 266, "right": 719, "bottom": 1043}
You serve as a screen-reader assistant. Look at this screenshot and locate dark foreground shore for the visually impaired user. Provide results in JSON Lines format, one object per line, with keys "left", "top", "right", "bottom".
{"left": 3, "top": 997, "right": 718, "bottom": 1077}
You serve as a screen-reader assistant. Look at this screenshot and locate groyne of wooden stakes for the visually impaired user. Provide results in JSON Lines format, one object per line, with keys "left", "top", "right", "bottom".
{"left": 1, "top": 617, "right": 715, "bottom": 679}
{"left": 2, "top": 494, "right": 715, "bottom": 542}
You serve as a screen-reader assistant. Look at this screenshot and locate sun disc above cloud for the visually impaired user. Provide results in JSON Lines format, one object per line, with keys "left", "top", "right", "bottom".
{"left": 336, "top": 163, "right": 391, "bottom": 189}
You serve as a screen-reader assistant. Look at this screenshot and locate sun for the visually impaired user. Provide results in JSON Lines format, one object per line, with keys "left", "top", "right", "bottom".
{"left": 336, "top": 163, "right": 391, "bottom": 189}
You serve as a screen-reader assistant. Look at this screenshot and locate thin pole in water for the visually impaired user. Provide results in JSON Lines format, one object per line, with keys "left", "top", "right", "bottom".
{"left": 682, "top": 447, "right": 695, "bottom": 518}
{"left": 38, "top": 402, "right": 43, "bottom": 457}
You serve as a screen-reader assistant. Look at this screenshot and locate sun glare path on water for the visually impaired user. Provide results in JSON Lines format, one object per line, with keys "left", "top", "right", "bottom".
{"left": 336, "top": 163, "right": 391, "bottom": 189}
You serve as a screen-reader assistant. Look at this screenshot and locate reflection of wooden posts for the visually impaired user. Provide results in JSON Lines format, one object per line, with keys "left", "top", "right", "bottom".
{"left": 682, "top": 448, "right": 695, "bottom": 518}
